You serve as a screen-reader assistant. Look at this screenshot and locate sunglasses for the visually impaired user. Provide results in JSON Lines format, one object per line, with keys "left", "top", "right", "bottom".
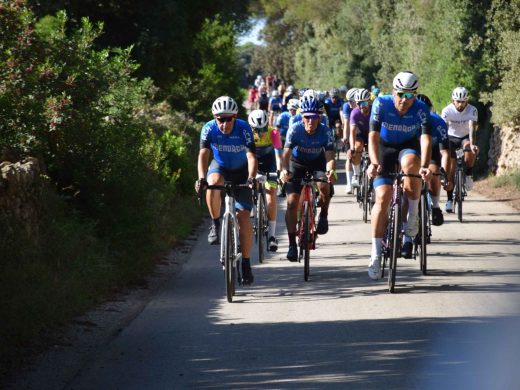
{"left": 396, "top": 91, "right": 416, "bottom": 99}
{"left": 358, "top": 101, "right": 369, "bottom": 107}
{"left": 455, "top": 100, "right": 467, "bottom": 104}
{"left": 302, "top": 114, "right": 320, "bottom": 120}
{"left": 215, "top": 116, "right": 234, "bottom": 123}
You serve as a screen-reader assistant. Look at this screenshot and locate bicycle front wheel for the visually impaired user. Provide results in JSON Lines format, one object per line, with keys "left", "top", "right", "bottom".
{"left": 419, "top": 193, "right": 428, "bottom": 275}
{"left": 388, "top": 203, "right": 401, "bottom": 293}
{"left": 223, "top": 215, "right": 235, "bottom": 302}
{"left": 456, "top": 170, "right": 464, "bottom": 222}
{"left": 302, "top": 201, "right": 311, "bottom": 282}
{"left": 257, "top": 193, "right": 266, "bottom": 263}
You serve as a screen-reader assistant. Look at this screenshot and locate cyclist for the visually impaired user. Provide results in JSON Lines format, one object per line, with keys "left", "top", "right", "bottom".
{"left": 280, "top": 96, "right": 337, "bottom": 262}
{"left": 289, "top": 89, "right": 329, "bottom": 128}
{"left": 367, "top": 71, "right": 432, "bottom": 279}
{"left": 249, "top": 109, "right": 282, "bottom": 251}
{"left": 282, "top": 85, "right": 297, "bottom": 112}
{"left": 370, "top": 86, "right": 380, "bottom": 102}
{"left": 348, "top": 88, "right": 372, "bottom": 188}
{"left": 416, "top": 94, "right": 450, "bottom": 226}
{"left": 275, "top": 98, "right": 299, "bottom": 197}
{"left": 400, "top": 93, "right": 450, "bottom": 258}
{"left": 324, "top": 87, "right": 344, "bottom": 132}
{"left": 342, "top": 88, "right": 358, "bottom": 193}
{"left": 268, "top": 89, "right": 283, "bottom": 127}
{"left": 195, "top": 96, "right": 258, "bottom": 285}
{"left": 441, "top": 86, "right": 479, "bottom": 212}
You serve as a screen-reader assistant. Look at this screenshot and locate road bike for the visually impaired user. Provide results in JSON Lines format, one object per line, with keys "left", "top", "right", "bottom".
{"left": 355, "top": 148, "right": 375, "bottom": 223}
{"left": 413, "top": 170, "right": 447, "bottom": 275}
{"left": 453, "top": 147, "right": 468, "bottom": 222}
{"left": 293, "top": 172, "right": 330, "bottom": 281}
{"left": 198, "top": 181, "right": 252, "bottom": 303}
{"left": 252, "top": 172, "right": 277, "bottom": 263}
{"left": 381, "top": 171, "right": 422, "bottom": 293}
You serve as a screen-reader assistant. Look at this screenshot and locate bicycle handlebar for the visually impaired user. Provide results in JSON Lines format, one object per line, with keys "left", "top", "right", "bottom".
{"left": 197, "top": 182, "right": 256, "bottom": 207}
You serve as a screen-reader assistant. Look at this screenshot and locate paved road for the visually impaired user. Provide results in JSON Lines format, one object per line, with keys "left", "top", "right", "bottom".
{"left": 68, "top": 162, "right": 520, "bottom": 390}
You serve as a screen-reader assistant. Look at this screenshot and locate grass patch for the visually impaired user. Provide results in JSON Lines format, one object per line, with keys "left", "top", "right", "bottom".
{"left": 489, "top": 169, "right": 520, "bottom": 191}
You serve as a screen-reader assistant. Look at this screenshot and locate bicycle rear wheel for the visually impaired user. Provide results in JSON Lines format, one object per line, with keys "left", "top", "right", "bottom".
{"left": 257, "top": 192, "right": 266, "bottom": 263}
{"left": 419, "top": 192, "right": 428, "bottom": 275}
{"left": 388, "top": 203, "right": 400, "bottom": 293}
{"left": 302, "top": 201, "right": 311, "bottom": 282}
{"left": 456, "top": 170, "right": 464, "bottom": 222}
{"left": 223, "top": 215, "right": 235, "bottom": 302}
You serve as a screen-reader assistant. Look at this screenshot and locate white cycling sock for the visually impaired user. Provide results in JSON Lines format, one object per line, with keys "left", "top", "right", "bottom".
{"left": 346, "top": 170, "right": 353, "bottom": 185}
{"left": 431, "top": 195, "right": 440, "bottom": 208}
{"left": 269, "top": 221, "right": 276, "bottom": 238}
{"left": 407, "top": 197, "right": 419, "bottom": 217}
{"left": 353, "top": 164, "right": 361, "bottom": 176}
{"left": 371, "top": 237, "right": 383, "bottom": 257}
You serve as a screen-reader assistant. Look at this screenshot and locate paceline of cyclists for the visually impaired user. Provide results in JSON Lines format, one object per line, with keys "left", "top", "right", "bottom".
{"left": 195, "top": 71, "right": 479, "bottom": 285}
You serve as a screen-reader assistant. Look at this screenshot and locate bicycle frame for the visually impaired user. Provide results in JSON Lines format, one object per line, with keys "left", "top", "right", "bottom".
{"left": 454, "top": 148, "right": 467, "bottom": 222}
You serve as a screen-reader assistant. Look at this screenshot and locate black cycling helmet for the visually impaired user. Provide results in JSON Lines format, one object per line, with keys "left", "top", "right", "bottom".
{"left": 416, "top": 94, "right": 432, "bottom": 108}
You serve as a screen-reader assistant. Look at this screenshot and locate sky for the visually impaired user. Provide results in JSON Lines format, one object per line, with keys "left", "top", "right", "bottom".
{"left": 238, "top": 18, "right": 266, "bottom": 46}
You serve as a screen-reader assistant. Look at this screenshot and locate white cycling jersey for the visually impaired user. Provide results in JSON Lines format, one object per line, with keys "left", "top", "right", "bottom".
{"left": 441, "top": 103, "right": 478, "bottom": 138}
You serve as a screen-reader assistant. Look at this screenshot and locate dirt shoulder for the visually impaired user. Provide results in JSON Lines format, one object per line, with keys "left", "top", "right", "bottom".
{"left": 473, "top": 177, "right": 520, "bottom": 211}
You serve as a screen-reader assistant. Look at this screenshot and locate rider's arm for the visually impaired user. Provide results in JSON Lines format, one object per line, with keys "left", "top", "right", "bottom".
{"left": 440, "top": 149, "right": 450, "bottom": 178}
{"left": 420, "top": 134, "right": 432, "bottom": 168}
{"left": 368, "top": 130, "right": 380, "bottom": 166}
{"left": 197, "top": 148, "right": 211, "bottom": 179}
{"left": 246, "top": 151, "right": 258, "bottom": 179}
{"left": 469, "top": 120, "right": 478, "bottom": 145}
{"left": 325, "top": 150, "right": 336, "bottom": 172}
{"left": 349, "top": 123, "right": 357, "bottom": 152}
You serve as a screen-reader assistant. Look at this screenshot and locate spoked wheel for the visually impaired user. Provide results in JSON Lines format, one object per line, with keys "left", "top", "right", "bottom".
{"left": 362, "top": 174, "right": 370, "bottom": 223}
{"left": 223, "top": 215, "right": 235, "bottom": 302}
{"left": 388, "top": 203, "right": 400, "bottom": 293}
{"left": 456, "top": 170, "right": 464, "bottom": 222}
{"left": 419, "top": 193, "right": 428, "bottom": 275}
{"left": 257, "top": 194, "right": 266, "bottom": 263}
{"left": 302, "top": 201, "right": 311, "bottom": 282}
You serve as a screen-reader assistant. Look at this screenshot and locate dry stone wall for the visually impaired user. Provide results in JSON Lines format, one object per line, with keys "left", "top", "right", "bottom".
{"left": 0, "top": 157, "right": 45, "bottom": 242}
{"left": 488, "top": 124, "right": 520, "bottom": 175}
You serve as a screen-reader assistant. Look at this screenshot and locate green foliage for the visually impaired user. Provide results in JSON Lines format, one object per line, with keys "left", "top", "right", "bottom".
{"left": 0, "top": 3, "right": 205, "bottom": 367}
{"left": 168, "top": 16, "right": 244, "bottom": 120}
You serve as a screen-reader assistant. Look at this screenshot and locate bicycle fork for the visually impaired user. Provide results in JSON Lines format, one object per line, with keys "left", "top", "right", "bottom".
{"left": 219, "top": 195, "right": 243, "bottom": 267}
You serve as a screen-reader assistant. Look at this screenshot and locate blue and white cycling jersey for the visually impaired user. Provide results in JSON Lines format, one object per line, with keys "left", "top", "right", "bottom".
{"left": 324, "top": 97, "right": 344, "bottom": 125}
{"left": 289, "top": 112, "right": 329, "bottom": 129}
{"left": 200, "top": 118, "right": 255, "bottom": 170}
{"left": 424, "top": 112, "right": 449, "bottom": 150}
{"left": 342, "top": 102, "right": 353, "bottom": 121}
{"left": 285, "top": 121, "right": 334, "bottom": 161}
{"left": 269, "top": 96, "right": 283, "bottom": 111}
{"left": 276, "top": 111, "right": 292, "bottom": 138}
{"left": 370, "top": 95, "right": 431, "bottom": 144}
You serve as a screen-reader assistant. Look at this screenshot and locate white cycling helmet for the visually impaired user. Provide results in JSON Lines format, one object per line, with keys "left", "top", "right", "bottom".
{"left": 212, "top": 96, "right": 238, "bottom": 115}
{"left": 346, "top": 88, "right": 358, "bottom": 102}
{"left": 271, "top": 90, "right": 279, "bottom": 97}
{"left": 287, "top": 85, "right": 295, "bottom": 93}
{"left": 354, "top": 88, "right": 370, "bottom": 102}
{"left": 287, "top": 98, "right": 300, "bottom": 111}
{"left": 452, "top": 86, "right": 469, "bottom": 101}
{"left": 392, "top": 71, "right": 419, "bottom": 91}
{"left": 248, "top": 109, "right": 269, "bottom": 128}
{"left": 302, "top": 88, "right": 318, "bottom": 100}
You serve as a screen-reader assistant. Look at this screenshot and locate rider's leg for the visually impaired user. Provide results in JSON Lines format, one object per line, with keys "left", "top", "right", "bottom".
{"left": 285, "top": 192, "right": 299, "bottom": 246}
{"left": 401, "top": 153, "right": 421, "bottom": 237}
{"left": 266, "top": 186, "right": 277, "bottom": 237}
{"left": 237, "top": 209, "right": 253, "bottom": 259}
{"left": 371, "top": 183, "right": 393, "bottom": 257}
{"left": 207, "top": 172, "right": 224, "bottom": 222}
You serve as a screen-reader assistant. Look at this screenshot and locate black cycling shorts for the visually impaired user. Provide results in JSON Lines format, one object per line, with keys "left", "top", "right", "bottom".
{"left": 448, "top": 135, "right": 470, "bottom": 158}
{"left": 285, "top": 153, "right": 327, "bottom": 195}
